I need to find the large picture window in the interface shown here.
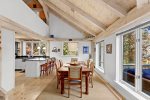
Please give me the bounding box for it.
[25,41,47,56]
[141,26,150,96]
[118,23,150,99]
[122,31,136,87]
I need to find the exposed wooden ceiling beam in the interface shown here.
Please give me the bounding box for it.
[38,0,49,22]
[60,0,107,31]
[43,0,96,36]
[102,0,128,17]
[136,0,149,8]
[0,15,50,41]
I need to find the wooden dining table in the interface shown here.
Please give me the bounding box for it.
[58,65,91,95]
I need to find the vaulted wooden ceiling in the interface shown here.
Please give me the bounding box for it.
[43,0,136,37]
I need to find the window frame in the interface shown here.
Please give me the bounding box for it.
[120,29,137,91]
[117,23,150,99]
[138,24,150,98]
[96,40,105,72]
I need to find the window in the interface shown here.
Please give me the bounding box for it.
[141,26,150,96]
[33,42,39,56]
[26,42,32,56]
[118,23,150,99]
[96,41,104,71]
[122,31,136,87]
[25,41,47,56]
[40,42,47,56]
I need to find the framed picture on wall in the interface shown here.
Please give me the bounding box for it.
[106,44,112,54]
[83,46,89,54]
[63,42,78,56]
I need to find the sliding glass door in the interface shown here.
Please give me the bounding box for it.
[122,31,136,87]
[120,24,150,98]
[141,26,150,96]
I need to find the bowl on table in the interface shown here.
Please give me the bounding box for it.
[70,62,79,66]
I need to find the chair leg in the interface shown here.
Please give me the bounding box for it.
[89,76,93,88]
[57,79,59,89]
[68,84,70,98]
[40,71,41,76]
[80,83,82,98]
[46,70,48,76]
[91,77,93,88]
[49,67,51,74]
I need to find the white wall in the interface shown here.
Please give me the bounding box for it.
[0,0,49,36]
[95,12,150,100]
[0,28,15,92]
[49,13,85,39]
[50,41,91,63]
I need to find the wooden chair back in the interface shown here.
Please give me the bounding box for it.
[71,58,78,63]
[87,59,92,68]
[59,59,63,67]
[90,61,94,76]
[68,66,82,80]
[68,66,82,98]
[55,59,61,70]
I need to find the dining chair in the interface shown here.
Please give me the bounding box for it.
[55,59,61,89]
[68,66,82,98]
[89,61,94,88]
[87,59,92,68]
[46,58,52,74]
[59,59,63,67]
[51,57,56,71]
[40,63,48,76]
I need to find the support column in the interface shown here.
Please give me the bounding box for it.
[22,41,26,56]
[0,28,15,92]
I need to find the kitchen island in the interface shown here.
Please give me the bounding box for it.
[15,56,49,77]
[25,58,46,77]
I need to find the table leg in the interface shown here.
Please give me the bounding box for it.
[85,73,89,94]
[61,76,64,94]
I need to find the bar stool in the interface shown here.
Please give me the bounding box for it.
[40,63,48,76]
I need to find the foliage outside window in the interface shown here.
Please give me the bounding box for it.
[122,32,136,87]
[123,32,136,64]
[26,42,32,56]
[40,42,46,56]
[33,43,39,56]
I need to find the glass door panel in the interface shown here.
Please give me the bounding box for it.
[33,42,39,56]
[122,31,136,86]
[40,42,47,56]
[99,41,104,69]
[141,26,150,96]
[26,42,32,56]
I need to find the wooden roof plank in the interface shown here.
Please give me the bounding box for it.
[136,0,149,8]
[60,0,107,31]
[102,0,128,17]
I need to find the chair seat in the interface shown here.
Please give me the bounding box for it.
[69,80,81,84]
